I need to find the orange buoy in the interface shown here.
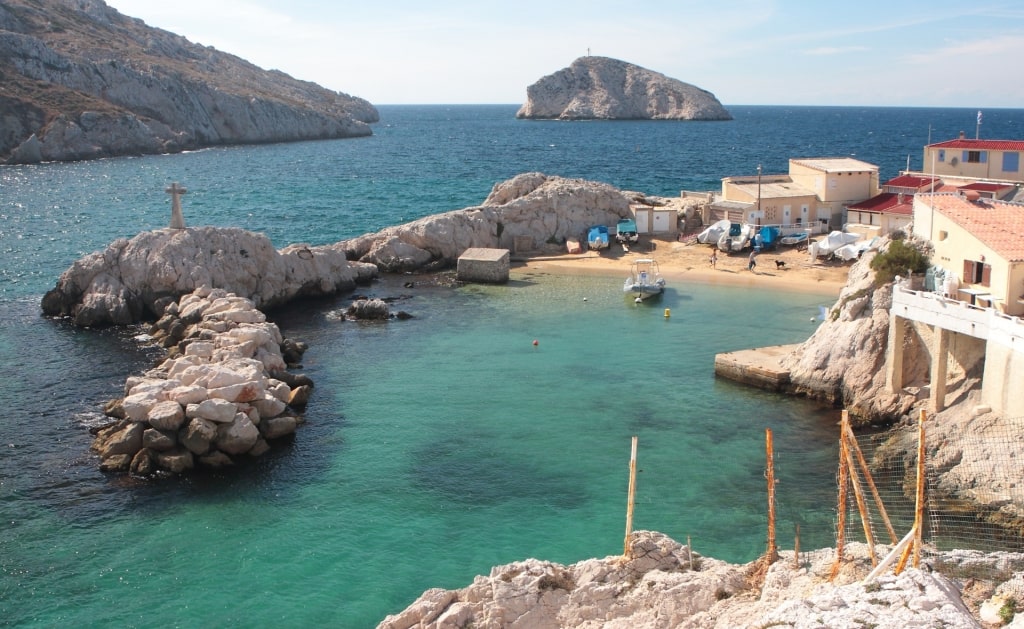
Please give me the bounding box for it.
[532,339,539,346]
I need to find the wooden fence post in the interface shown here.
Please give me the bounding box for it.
[830,411,851,581]
[913,409,927,567]
[766,428,779,564]
[623,435,638,557]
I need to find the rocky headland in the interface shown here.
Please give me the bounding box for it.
[0,0,377,164]
[516,56,732,121]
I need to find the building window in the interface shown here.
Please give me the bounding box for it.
[1003,152,1020,173]
[938,149,945,162]
[964,150,986,164]
[963,259,991,287]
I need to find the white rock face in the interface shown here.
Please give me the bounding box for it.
[379,532,992,628]
[516,56,732,121]
[41,226,377,327]
[779,245,911,421]
[341,173,635,271]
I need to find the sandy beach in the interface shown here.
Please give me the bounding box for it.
[513,235,851,297]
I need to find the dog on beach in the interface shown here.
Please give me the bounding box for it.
[775,260,786,269]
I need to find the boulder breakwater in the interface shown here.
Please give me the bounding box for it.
[93,286,312,475]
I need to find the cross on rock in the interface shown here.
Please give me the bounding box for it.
[166,182,187,229]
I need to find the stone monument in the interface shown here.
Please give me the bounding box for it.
[166,182,187,229]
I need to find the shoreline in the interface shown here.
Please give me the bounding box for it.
[511,235,850,297]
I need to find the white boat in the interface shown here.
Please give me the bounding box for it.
[779,232,809,246]
[717,222,755,252]
[623,258,666,301]
[697,219,731,244]
[810,231,862,259]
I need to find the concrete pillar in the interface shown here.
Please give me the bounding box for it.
[930,326,950,412]
[886,314,906,393]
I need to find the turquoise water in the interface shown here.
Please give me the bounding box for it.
[4,105,1024,627]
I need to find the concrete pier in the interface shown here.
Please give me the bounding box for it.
[714,344,798,391]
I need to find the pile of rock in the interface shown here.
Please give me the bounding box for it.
[92,287,312,475]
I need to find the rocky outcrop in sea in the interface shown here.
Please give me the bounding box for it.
[516,56,732,121]
[379,530,1016,628]
[41,225,378,327]
[0,0,378,164]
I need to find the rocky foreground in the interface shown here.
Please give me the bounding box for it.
[516,56,732,121]
[380,530,1024,628]
[0,0,377,164]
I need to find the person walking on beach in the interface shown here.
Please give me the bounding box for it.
[748,249,757,272]
[709,250,718,269]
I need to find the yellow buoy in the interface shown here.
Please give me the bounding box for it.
[664,308,671,318]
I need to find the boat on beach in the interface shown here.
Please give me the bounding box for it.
[614,218,639,245]
[717,222,755,252]
[623,258,666,301]
[779,232,809,247]
[697,219,731,245]
[588,225,610,251]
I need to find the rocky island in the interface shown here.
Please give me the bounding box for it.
[0,0,378,164]
[516,56,732,121]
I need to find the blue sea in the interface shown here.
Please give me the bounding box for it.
[2,105,1022,627]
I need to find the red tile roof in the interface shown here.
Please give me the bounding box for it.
[928,138,1024,151]
[923,194,1024,262]
[959,182,1014,192]
[849,192,915,216]
[884,175,938,190]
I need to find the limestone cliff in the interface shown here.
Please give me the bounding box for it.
[780,243,919,424]
[516,56,732,121]
[0,0,378,164]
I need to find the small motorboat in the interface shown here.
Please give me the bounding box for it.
[780,231,809,246]
[587,225,610,251]
[614,218,639,244]
[623,258,666,301]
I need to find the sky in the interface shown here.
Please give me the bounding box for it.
[105,0,1024,108]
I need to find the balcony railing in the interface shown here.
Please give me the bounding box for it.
[892,286,1024,350]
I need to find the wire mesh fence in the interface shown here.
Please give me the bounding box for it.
[622,410,1024,573]
[839,411,1024,568]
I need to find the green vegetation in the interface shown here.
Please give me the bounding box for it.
[1000,597,1017,624]
[869,238,930,286]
